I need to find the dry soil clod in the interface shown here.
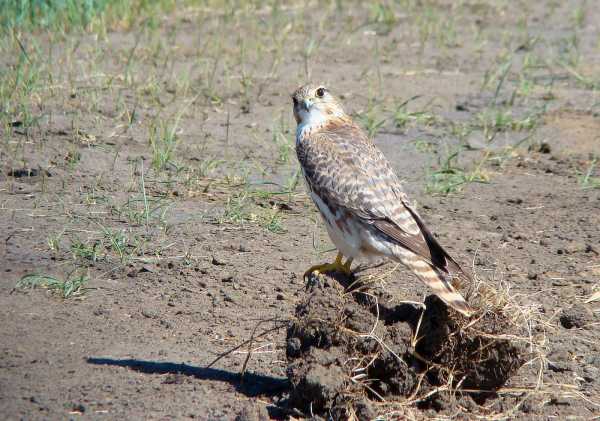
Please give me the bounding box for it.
[286,272,526,419]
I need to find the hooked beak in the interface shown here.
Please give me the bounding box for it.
[302,98,313,112]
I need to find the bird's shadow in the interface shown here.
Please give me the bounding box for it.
[87,357,288,398]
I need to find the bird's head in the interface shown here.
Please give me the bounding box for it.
[291,84,346,129]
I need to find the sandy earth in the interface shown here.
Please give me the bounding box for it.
[1,1,599,419]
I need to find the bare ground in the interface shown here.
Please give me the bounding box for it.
[1,1,599,420]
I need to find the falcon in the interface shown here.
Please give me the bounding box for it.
[292,83,473,316]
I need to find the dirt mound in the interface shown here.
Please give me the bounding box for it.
[286,272,526,419]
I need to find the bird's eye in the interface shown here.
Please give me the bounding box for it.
[292,97,298,106]
[315,87,326,98]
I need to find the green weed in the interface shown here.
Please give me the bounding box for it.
[426,150,490,195]
[560,63,599,90]
[196,158,224,179]
[1,0,177,32]
[392,96,436,129]
[71,239,102,262]
[412,138,438,154]
[368,2,397,35]
[64,147,81,169]
[302,38,318,80]
[220,192,252,226]
[481,55,513,103]
[258,208,285,234]
[15,272,89,298]
[219,189,287,234]
[271,112,294,164]
[148,117,181,172]
[571,4,586,28]
[412,3,458,51]
[97,225,138,264]
[112,163,172,227]
[475,108,540,142]
[47,230,63,253]
[113,196,171,227]
[357,104,386,139]
[578,158,600,190]
[0,33,42,134]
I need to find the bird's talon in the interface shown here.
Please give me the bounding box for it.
[303,253,353,280]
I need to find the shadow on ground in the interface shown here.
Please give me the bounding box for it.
[87,357,288,398]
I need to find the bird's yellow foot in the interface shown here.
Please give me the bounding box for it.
[304,253,353,280]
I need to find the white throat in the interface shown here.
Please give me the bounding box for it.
[296,108,328,140]
[296,106,345,141]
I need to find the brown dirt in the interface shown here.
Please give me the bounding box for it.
[542,110,600,156]
[286,272,527,419]
[1,1,600,420]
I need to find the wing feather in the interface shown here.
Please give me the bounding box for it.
[297,121,469,282]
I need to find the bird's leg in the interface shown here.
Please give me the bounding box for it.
[342,257,353,273]
[303,252,353,280]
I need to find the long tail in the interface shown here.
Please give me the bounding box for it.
[399,252,473,317]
